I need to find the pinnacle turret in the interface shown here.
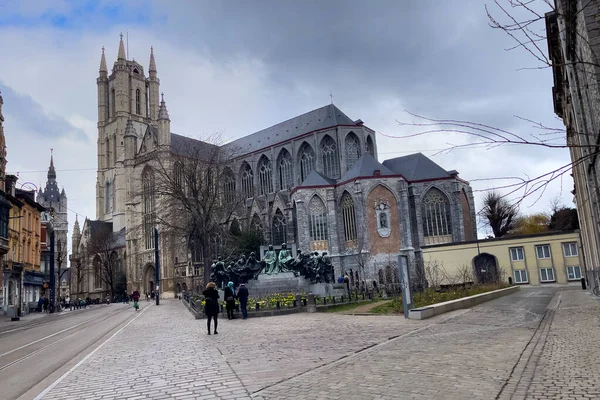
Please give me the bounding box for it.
[48,151,56,180]
[158,93,170,121]
[100,46,107,73]
[73,215,81,236]
[149,46,157,72]
[118,33,126,60]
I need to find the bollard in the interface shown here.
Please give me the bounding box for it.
[293,299,298,307]
[508,276,513,285]
[307,293,317,313]
[581,277,587,290]
[276,301,281,310]
[255,303,260,311]
[302,298,307,306]
[323,297,327,305]
[333,296,336,304]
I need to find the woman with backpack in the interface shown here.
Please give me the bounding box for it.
[203,282,220,335]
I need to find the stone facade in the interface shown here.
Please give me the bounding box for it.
[547,1,600,280]
[73,36,477,298]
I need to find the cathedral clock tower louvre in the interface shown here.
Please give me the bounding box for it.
[96,35,160,232]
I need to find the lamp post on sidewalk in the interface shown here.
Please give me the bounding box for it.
[8,215,23,321]
[154,227,160,306]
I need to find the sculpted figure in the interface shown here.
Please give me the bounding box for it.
[261,245,277,275]
[277,243,293,272]
[246,252,261,280]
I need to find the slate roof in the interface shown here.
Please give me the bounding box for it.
[340,154,395,182]
[222,104,356,155]
[382,153,452,181]
[297,170,337,187]
[170,133,219,158]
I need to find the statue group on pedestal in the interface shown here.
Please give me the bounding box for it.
[209,243,335,288]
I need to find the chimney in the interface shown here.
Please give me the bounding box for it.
[5,174,17,196]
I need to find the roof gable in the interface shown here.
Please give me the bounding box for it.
[298,170,336,187]
[382,153,451,181]
[340,154,395,182]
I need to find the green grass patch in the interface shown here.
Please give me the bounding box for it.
[323,300,377,313]
[369,284,510,314]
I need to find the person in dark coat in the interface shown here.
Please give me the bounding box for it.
[203,282,220,335]
[237,283,249,320]
[224,281,236,320]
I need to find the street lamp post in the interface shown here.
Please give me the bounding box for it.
[49,227,55,313]
[8,215,24,321]
[154,227,160,306]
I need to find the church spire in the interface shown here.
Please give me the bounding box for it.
[99,46,107,73]
[48,149,56,180]
[149,46,157,73]
[73,215,80,236]
[158,93,170,121]
[118,33,126,60]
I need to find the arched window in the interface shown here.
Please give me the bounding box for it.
[251,214,262,232]
[240,162,254,199]
[257,155,273,195]
[94,255,102,288]
[345,132,361,170]
[174,162,184,192]
[298,142,315,183]
[111,88,116,117]
[277,149,293,190]
[106,138,110,168]
[422,188,452,245]
[341,192,357,242]
[135,89,141,115]
[223,168,236,204]
[143,167,156,249]
[309,196,328,243]
[366,135,375,157]
[105,181,111,213]
[321,135,340,179]
[271,210,287,246]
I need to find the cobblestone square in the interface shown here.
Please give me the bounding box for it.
[38,288,600,400]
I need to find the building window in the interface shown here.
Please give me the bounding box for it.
[345,132,361,170]
[106,138,110,168]
[535,245,551,259]
[514,270,528,284]
[240,162,254,199]
[94,256,102,288]
[257,155,273,195]
[341,192,357,242]
[298,142,315,183]
[251,214,262,233]
[563,242,578,257]
[223,168,236,204]
[271,210,287,246]
[309,196,328,242]
[111,88,116,117]
[142,167,156,250]
[321,135,340,179]
[510,247,524,261]
[422,188,451,243]
[539,268,555,282]
[566,265,582,280]
[366,135,374,157]
[0,206,8,238]
[105,181,111,213]
[277,149,293,190]
[135,89,141,115]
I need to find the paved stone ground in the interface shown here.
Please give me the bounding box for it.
[39,287,600,400]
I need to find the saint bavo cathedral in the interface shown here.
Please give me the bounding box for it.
[70,36,477,300]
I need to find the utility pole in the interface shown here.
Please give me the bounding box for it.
[154,227,160,306]
[49,228,55,313]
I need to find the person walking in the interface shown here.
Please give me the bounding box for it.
[224,281,236,320]
[132,290,140,311]
[203,282,220,335]
[237,283,249,320]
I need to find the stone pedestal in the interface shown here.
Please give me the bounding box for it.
[244,272,346,298]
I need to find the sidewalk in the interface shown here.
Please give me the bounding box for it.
[525,290,600,399]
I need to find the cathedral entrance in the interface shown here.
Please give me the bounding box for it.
[143,264,156,295]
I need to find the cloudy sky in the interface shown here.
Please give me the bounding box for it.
[0,0,568,255]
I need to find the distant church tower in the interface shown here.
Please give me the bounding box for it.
[96,34,163,232]
[38,151,69,262]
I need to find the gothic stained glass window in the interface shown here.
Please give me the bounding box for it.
[111,88,116,117]
[298,142,315,183]
[240,162,254,199]
[345,132,361,170]
[422,188,452,240]
[271,210,287,246]
[341,192,357,242]
[277,149,293,190]
[105,181,111,213]
[251,214,263,233]
[94,255,102,288]
[257,155,273,195]
[223,168,236,204]
[135,89,141,115]
[309,196,328,241]
[321,135,340,179]
[142,167,156,250]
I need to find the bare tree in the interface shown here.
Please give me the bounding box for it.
[480,191,519,237]
[150,137,243,284]
[455,264,474,288]
[87,225,123,299]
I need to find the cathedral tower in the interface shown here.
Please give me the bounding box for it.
[96,35,161,231]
